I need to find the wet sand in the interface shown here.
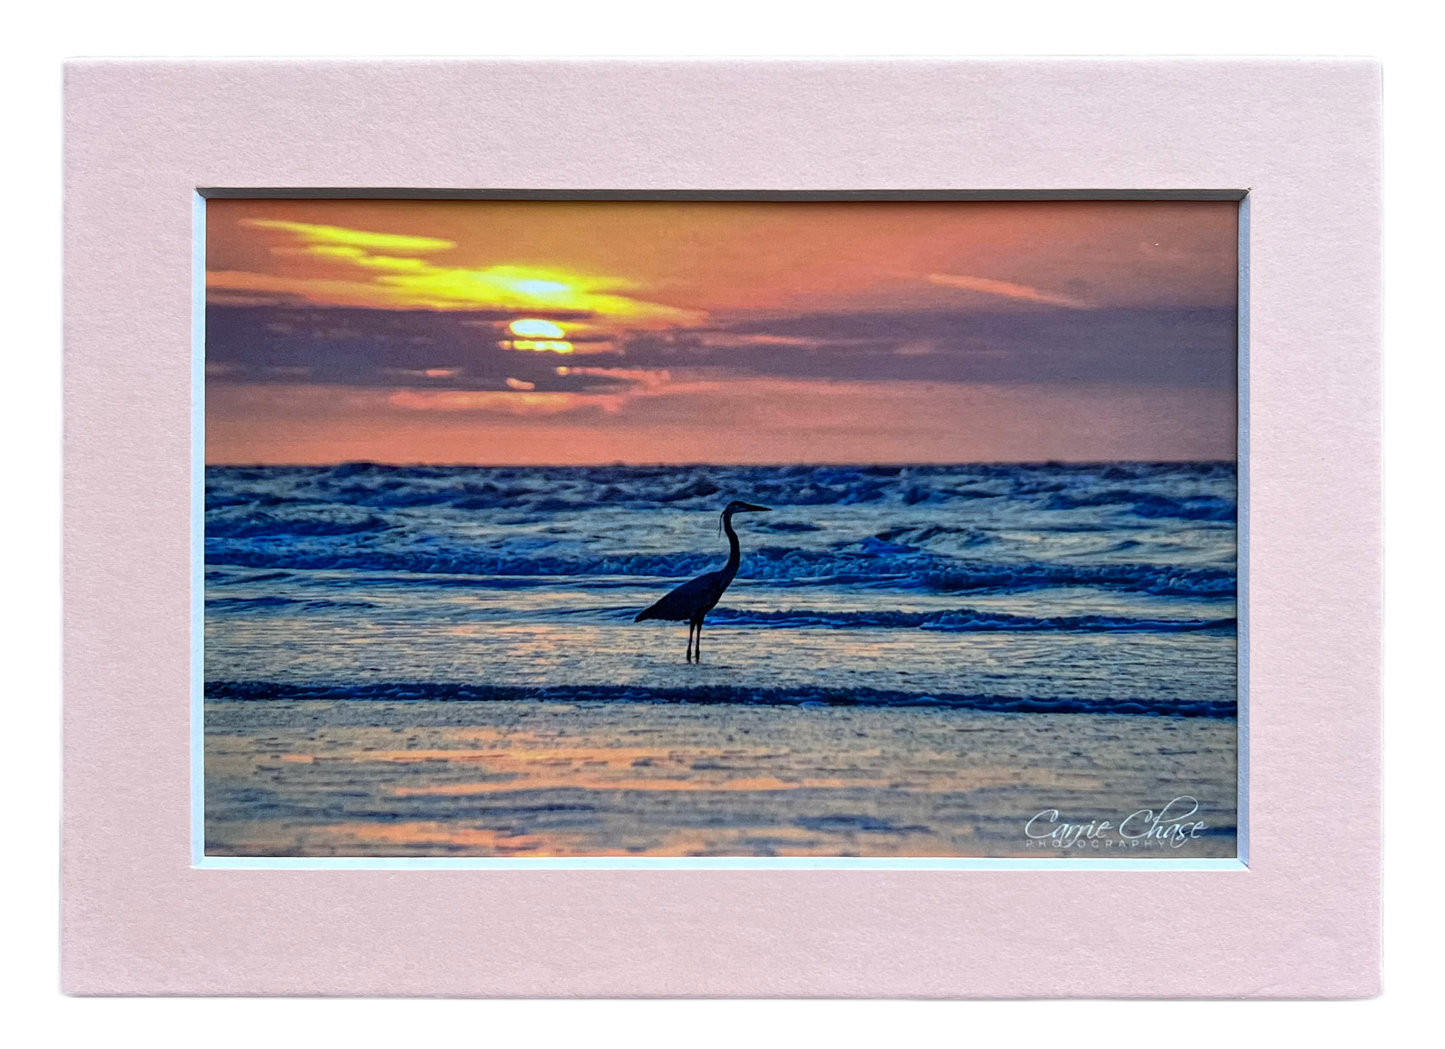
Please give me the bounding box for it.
[205,699,1237,858]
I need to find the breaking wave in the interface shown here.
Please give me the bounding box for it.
[204,679,1235,719]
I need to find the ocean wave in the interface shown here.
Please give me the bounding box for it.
[1045,489,1235,522]
[203,679,1235,719]
[920,560,1236,597]
[205,596,375,611]
[201,591,1233,633]
[207,507,393,538]
[205,461,1237,514]
[754,520,823,533]
[203,542,1236,597]
[699,608,1236,632]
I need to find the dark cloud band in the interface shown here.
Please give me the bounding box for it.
[206,302,1237,393]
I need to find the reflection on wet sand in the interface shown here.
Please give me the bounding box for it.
[205,699,1237,858]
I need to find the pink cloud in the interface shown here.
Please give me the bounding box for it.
[927,273,1090,309]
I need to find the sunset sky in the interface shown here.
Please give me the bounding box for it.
[205,199,1238,464]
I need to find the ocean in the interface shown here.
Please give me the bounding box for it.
[203,461,1239,858]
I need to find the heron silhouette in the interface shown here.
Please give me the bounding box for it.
[634,500,771,662]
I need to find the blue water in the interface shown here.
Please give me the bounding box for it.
[204,462,1236,716]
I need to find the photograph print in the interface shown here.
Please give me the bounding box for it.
[202,198,1240,859]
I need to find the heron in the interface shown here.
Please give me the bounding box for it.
[634,500,771,662]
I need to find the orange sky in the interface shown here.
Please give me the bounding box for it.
[205,198,1238,464]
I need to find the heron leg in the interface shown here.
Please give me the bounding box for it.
[686,621,694,662]
[695,617,703,661]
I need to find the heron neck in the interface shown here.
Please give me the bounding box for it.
[722,513,741,577]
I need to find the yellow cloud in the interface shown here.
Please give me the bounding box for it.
[353,255,433,273]
[243,219,456,254]
[304,244,366,259]
[230,219,702,326]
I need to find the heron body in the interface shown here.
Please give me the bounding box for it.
[634,500,770,661]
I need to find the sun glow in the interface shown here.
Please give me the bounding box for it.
[512,279,569,296]
[505,339,575,353]
[509,318,567,338]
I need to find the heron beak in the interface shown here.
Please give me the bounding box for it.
[739,503,771,512]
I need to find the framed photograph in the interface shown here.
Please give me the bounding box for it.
[63,58,1381,996]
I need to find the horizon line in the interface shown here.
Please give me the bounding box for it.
[204,457,1239,469]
